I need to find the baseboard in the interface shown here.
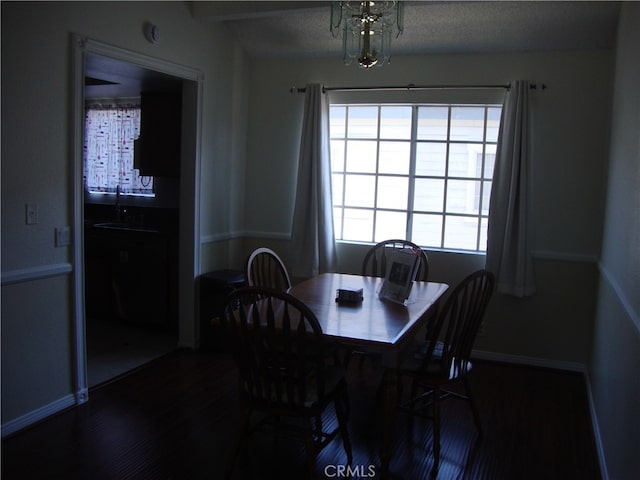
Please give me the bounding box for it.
[583,372,610,480]
[471,349,586,373]
[1,393,76,438]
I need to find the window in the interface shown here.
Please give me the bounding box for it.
[330,104,501,252]
[84,104,154,197]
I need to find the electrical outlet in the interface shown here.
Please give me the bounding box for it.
[55,226,71,247]
[26,203,38,225]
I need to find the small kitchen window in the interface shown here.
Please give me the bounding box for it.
[84,102,154,197]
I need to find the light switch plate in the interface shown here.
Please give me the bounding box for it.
[55,226,71,247]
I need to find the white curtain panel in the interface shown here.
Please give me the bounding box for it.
[486,80,536,297]
[84,105,152,194]
[291,84,337,278]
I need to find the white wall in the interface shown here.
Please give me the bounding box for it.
[589,4,640,479]
[1,1,247,429]
[242,49,614,367]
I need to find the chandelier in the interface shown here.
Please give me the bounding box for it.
[330,1,404,68]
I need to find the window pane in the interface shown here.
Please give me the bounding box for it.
[479,217,488,251]
[379,141,410,174]
[484,146,496,178]
[448,143,480,178]
[417,106,448,140]
[412,213,443,248]
[446,179,481,214]
[330,140,345,171]
[377,176,408,209]
[450,106,485,141]
[486,107,501,142]
[479,180,491,215]
[332,173,344,205]
[380,106,412,139]
[343,208,374,241]
[344,174,375,207]
[347,106,378,138]
[375,211,407,242]
[416,142,446,176]
[414,178,445,211]
[333,207,344,238]
[346,140,377,172]
[330,106,347,137]
[444,216,479,250]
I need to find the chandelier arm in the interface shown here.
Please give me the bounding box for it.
[395,1,404,38]
[330,1,344,37]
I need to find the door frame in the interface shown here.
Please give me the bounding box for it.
[71,35,203,403]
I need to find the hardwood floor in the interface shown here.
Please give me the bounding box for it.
[86,317,177,387]
[2,349,601,479]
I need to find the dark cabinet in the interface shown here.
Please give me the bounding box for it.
[136,92,182,178]
[85,226,174,331]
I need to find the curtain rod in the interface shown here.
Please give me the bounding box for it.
[290,83,546,93]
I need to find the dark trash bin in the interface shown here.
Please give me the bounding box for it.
[199,269,246,351]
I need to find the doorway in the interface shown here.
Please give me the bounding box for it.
[72,37,202,399]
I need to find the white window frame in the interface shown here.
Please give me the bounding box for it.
[329,102,502,253]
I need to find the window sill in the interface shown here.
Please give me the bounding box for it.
[335,240,487,256]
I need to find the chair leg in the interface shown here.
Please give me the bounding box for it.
[432,385,441,472]
[463,376,483,438]
[303,418,319,480]
[342,381,352,424]
[335,387,353,465]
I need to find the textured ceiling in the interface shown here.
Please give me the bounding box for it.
[85,1,621,96]
[193,1,621,59]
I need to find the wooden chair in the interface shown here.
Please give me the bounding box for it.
[362,239,430,282]
[354,239,430,369]
[397,269,494,473]
[245,247,292,291]
[222,286,353,479]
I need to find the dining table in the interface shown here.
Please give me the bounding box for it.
[288,273,449,477]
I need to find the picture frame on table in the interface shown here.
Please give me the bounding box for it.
[378,247,422,305]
